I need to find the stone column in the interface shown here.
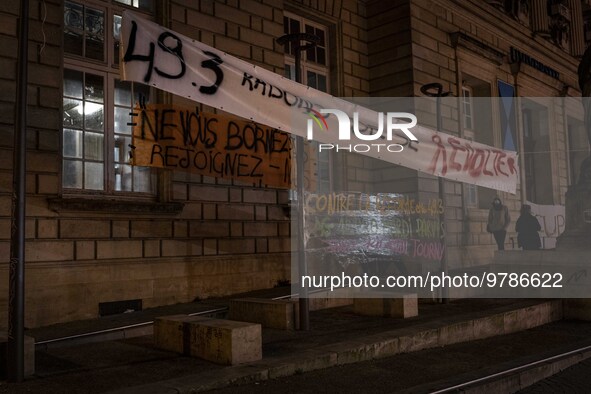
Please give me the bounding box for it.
[569,0,585,56]
[531,0,551,36]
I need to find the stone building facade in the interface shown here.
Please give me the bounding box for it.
[0,0,587,327]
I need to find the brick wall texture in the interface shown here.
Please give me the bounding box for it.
[0,0,581,327]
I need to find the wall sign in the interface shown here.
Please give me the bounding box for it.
[121,11,519,193]
[131,104,292,188]
[509,47,560,80]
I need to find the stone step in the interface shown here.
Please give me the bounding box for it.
[353,293,418,318]
[154,316,262,365]
[228,298,299,330]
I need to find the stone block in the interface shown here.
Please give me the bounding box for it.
[228,298,299,330]
[75,240,95,260]
[214,3,250,26]
[60,219,110,239]
[154,315,213,354]
[37,173,58,194]
[189,221,229,237]
[243,189,276,204]
[186,11,225,34]
[190,319,262,365]
[161,240,202,257]
[37,219,58,239]
[309,297,353,311]
[111,220,130,238]
[305,289,354,311]
[255,238,268,253]
[0,334,35,377]
[96,240,142,259]
[25,240,74,262]
[203,239,217,255]
[267,237,290,253]
[243,222,277,236]
[239,27,274,49]
[188,185,229,202]
[230,222,243,237]
[214,36,251,58]
[255,205,267,221]
[353,293,418,318]
[218,239,255,254]
[131,220,172,238]
[217,204,254,220]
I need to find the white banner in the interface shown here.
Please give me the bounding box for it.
[527,202,566,249]
[120,11,518,193]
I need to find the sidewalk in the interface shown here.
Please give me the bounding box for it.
[0,291,575,393]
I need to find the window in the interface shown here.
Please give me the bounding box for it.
[461,77,496,209]
[461,86,473,131]
[62,1,156,195]
[522,100,553,204]
[64,2,105,61]
[112,79,154,192]
[464,184,477,207]
[283,13,332,193]
[567,117,589,185]
[282,13,329,90]
[283,15,327,62]
[113,0,153,12]
[63,69,105,190]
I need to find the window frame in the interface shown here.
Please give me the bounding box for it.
[62,65,108,192]
[520,99,554,205]
[283,12,330,92]
[62,0,157,199]
[283,12,333,193]
[567,117,589,186]
[461,85,474,131]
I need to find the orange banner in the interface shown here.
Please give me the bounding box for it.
[132,104,292,188]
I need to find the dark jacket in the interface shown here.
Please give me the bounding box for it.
[515,213,541,250]
[487,204,510,232]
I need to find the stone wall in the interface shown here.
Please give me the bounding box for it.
[0,0,372,328]
[0,0,581,327]
[407,0,577,266]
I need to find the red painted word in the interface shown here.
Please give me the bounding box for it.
[427,135,517,178]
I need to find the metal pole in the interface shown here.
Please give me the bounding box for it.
[277,33,320,331]
[293,49,309,331]
[436,95,449,304]
[8,0,29,382]
[421,83,450,304]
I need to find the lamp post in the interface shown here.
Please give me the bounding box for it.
[276,33,320,331]
[420,83,450,303]
[8,0,29,382]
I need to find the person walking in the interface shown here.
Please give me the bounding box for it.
[487,197,511,250]
[515,204,542,250]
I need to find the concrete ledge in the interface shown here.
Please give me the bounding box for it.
[353,293,418,318]
[309,297,353,311]
[154,315,214,354]
[107,300,563,393]
[0,334,35,377]
[190,319,262,365]
[228,298,299,330]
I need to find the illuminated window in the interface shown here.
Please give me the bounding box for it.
[62,1,156,195]
[113,0,153,12]
[62,69,105,190]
